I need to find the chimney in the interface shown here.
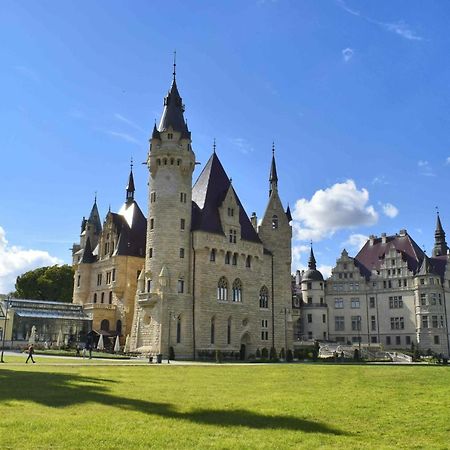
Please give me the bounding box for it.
[251,212,258,230]
[369,235,376,246]
[399,229,407,237]
[381,233,387,244]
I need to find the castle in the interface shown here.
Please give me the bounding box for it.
[72,69,293,359]
[72,67,450,359]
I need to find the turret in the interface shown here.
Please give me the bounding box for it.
[126,159,135,204]
[432,212,448,257]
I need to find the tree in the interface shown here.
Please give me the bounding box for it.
[14,265,74,302]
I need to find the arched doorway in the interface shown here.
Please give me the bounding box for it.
[100,319,110,332]
[240,332,251,361]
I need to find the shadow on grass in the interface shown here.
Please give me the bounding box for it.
[0,369,346,435]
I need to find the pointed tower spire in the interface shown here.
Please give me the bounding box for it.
[308,243,317,270]
[126,158,135,203]
[269,142,278,196]
[432,208,448,257]
[88,195,102,235]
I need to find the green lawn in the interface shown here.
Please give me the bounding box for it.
[0,361,449,449]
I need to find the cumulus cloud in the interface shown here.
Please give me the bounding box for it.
[292,180,378,241]
[382,203,399,218]
[0,227,62,294]
[342,233,368,253]
[292,244,311,269]
[342,48,354,62]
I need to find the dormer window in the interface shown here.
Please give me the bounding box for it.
[227,207,234,217]
[272,215,278,229]
[168,133,173,139]
[229,229,237,243]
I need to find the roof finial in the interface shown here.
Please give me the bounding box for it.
[272,141,275,156]
[94,191,97,204]
[130,156,134,171]
[436,205,439,216]
[229,177,233,184]
[213,138,216,153]
[173,50,177,80]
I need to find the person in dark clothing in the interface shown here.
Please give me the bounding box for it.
[25,344,35,364]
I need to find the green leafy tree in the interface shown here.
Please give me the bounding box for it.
[14,265,74,302]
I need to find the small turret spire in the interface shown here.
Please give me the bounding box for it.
[126,158,135,203]
[432,207,448,256]
[308,243,317,270]
[173,50,177,80]
[213,138,216,154]
[269,142,278,196]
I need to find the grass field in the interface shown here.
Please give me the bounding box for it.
[1,360,449,449]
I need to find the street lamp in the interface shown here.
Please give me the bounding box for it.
[1,297,11,363]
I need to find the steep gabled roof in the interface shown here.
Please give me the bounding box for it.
[191,152,261,243]
[355,232,447,278]
[81,237,95,263]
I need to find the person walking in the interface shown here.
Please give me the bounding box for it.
[25,344,35,364]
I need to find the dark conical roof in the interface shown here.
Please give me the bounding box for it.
[81,237,95,263]
[88,199,102,235]
[302,246,324,282]
[433,213,448,257]
[286,205,292,222]
[308,247,317,270]
[158,79,190,137]
[269,153,278,183]
[126,168,135,202]
[191,152,261,243]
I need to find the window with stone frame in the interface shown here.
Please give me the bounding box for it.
[217,277,228,301]
[232,253,238,266]
[261,319,269,340]
[210,249,216,262]
[335,316,345,331]
[245,255,251,268]
[232,278,242,302]
[259,286,269,309]
[225,251,231,264]
[272,215,278,229]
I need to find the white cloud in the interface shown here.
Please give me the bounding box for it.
[342,48,354,62]
[114,113,145,133]
[446,157,450,165]
[105,130,140,145]
[418,160,435,177]
[292,179,378,241]
[337,1,424,41]
[229,138,254,155]
[0,227,62,294]
[342,233,368,253]
[382,203,399,218]
[292,244,311,269]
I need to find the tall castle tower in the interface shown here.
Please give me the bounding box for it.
[131,64,195,354]
[258,145,293,351]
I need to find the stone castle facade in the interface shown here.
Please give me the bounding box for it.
[72,68,450,359]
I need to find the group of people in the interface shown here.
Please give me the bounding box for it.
[25,341,95,363]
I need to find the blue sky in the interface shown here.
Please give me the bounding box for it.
[1,0,450,293]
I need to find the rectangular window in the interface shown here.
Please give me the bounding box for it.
[210,249,216,262]
[179,248,185,258]
[149,248,153,258]
[351,316,361,331]
[431,293,437,305]
[422,315,428,329]
[150,192,156,203]
[369,297,375,308]
[434,336,440,345]
[322,314,326,324]
[97,273,102,286]
[371,336,377,343]
[396,336,401,345]
[180,192,187,203]
[177,279,184,294]
[420,293,427,306]
[432,315,438,328]
[371,315,376,331]
[334,298,344,309]
[227,207,234,217]
[180,218,185,230]
[351,298,360,309]
[386,336,391,345]
[261,319,269,341]
[307,314,312,323]
[307,297,312,304]
[150,218,154,230]
[106,272,111,284]
[112,268,116,281]
[77,275,81,287]
[405,336,411,346]
[335,316,345,331]
[147,279,152,292]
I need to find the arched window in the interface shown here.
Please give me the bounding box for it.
[170,158,174,165]
[210,317,215,344]
[210,249,216,262]
[147,279,152,292]
[176,315,181,343]
[232,278,242,302]
[232,253,238,266]
[100,319,110,331]
[259,286,269,309]
[163,158,167,165]
[101,292,105,304]
[246,255,251,268]
[272,215,278,229]
[225,251,231,264]
[217,277,228,301]
[227,317,232,345]
[116,320,122,335]
[93,293,97,303]
[109,291,113,304]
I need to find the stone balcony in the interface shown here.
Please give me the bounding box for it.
[83,303,116,311]
[137,292,159,308]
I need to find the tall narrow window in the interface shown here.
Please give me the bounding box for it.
[77,275,81,287]
[225,252,231,264]
[232,253,238,266]
[210,249,216,262]
[149,248,153,258]
[150,218,154,230]
[227,317,232,345]
[232,278,242,302]
[179,248,185,258]
[147,279,152,293]
[93,293,97,303]
[245,255,251,268]
[109,291,113,304]
[217,277,228,301]
[180,218,185,230]
[272,215,278,229]
[259,286,269,308]
[211,317,215,344]
[101,292,105,304]
[178,279,184,293]
[112,268,116,282]
[176,316,181,343]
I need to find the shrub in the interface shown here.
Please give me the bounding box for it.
[261,347,269,359]
[256,348,261,359]
[279,347,285,360]
[270,347,278,361]
[215,349,223,363]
